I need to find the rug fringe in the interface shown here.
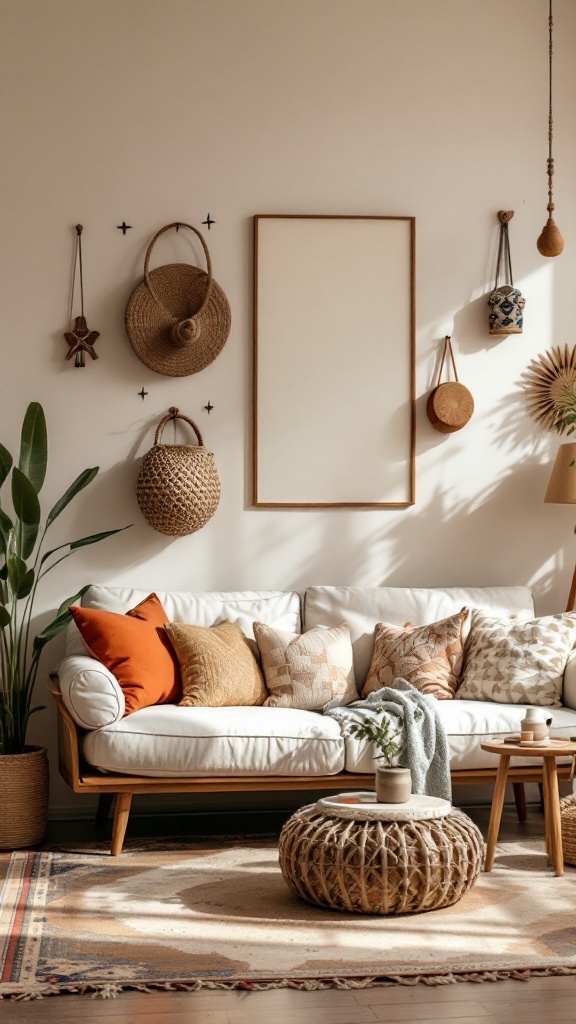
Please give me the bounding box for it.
[3,966,576,1000]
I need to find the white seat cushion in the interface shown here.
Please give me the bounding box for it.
[303,586,535,690]
[343,698,576,773]
[82,705,344,777]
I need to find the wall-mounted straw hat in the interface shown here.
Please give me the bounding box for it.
[125,222,231,376]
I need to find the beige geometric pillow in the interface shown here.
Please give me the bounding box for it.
[165,620,268,707]
[361,609,469,700]
[254,622,358,710]
[455,611,576,707]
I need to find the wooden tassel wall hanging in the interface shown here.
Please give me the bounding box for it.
[536,0,564,257]
[64,224,100,367]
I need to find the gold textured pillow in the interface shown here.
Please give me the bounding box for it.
[254,621,358,710]
[362,609,469,700]
[165,620,268,707]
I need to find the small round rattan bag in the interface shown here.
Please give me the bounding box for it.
[137,408,220,536]
[426,336,474,433]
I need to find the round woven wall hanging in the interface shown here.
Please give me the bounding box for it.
[126,222,231,377]
[137,408,220,536]
[426,336,474,433]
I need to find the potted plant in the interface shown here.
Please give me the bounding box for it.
[0,402,129,848]
[348,712,413,803]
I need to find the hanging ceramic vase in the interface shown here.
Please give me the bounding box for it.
[487,210,525,335]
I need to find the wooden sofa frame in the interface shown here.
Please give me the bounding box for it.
[52,690,572,856]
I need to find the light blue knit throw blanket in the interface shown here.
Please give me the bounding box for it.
[324,679,451,800]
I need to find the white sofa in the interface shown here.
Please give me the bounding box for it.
[53,584,576,854]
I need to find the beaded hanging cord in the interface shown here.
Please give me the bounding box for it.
[64,224,100,367]
[536,0,564,256]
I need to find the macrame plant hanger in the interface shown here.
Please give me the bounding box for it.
[537,0,564,257]
[64,224,100,367]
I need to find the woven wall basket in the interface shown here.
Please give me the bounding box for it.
[125,222,231,377]
[427,336,474,433]
[137,408,220,537]
[0,746,49,850]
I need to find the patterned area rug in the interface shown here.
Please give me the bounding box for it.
[1,835,576,999]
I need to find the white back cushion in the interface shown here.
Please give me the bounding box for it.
[304,586,535,689]
[65,587,302,658]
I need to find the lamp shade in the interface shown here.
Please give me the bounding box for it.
[544,443,576,504]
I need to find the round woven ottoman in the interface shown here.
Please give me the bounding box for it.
[279,799,484,915]
[560,793,576,866]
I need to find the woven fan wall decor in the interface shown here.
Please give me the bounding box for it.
[137,408,220,536]
[126,222,231,377]
[426,337,474,433]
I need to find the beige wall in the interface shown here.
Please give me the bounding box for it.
[1,0,575,815]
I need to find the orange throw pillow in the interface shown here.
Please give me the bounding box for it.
[69,593,182,715]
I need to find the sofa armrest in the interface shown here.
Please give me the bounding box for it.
[58,654,125,729]
[563,650,576,710]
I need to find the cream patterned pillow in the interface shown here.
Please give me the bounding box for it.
[456,611,576,707]
[165,620,268,707]
[254,622,358,710]
[361,610,468,700]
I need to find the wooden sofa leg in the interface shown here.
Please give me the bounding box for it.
[513,782,527,823]
[111,793,132,856]
[96,793,114,829]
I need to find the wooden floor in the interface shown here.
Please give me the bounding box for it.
[4,801,576,1024]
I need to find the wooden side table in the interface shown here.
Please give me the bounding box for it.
[481,739,576,877]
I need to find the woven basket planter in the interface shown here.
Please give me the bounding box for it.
[560,793,576,866]
[0,746,49,850]
[279,803,484,915]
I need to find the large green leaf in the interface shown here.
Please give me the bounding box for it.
[16,567,35,599]
[19,402,47,494]
[0,507,13,556]
[32,585,90,655]
[46,467,99,528]
[7,553,27,595]
[0,605,11,628]
[70,525,131,550]
[40,525,132,568]
[11,467,40,559]
[0,443,13,491]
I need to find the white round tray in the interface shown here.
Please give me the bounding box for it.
[316,791,452,821]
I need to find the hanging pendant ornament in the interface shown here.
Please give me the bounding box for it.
[488,211,526,335]
[536,0,564,257]
[63,224,100,367]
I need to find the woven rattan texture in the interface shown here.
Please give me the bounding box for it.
[560,793,576,866]
[126,264,231,377]
[0,747,48,849]
[278,803,484,915]
[137,444,220,536]
[427,382,474,433]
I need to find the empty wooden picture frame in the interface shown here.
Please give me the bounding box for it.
[253,215,416,507]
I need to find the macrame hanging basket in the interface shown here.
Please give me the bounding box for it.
[426,336,474,433]
[137,408,220,536]
[487,211,526,335]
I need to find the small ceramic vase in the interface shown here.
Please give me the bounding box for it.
[375,766,412,804]
[519,708,549,742]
